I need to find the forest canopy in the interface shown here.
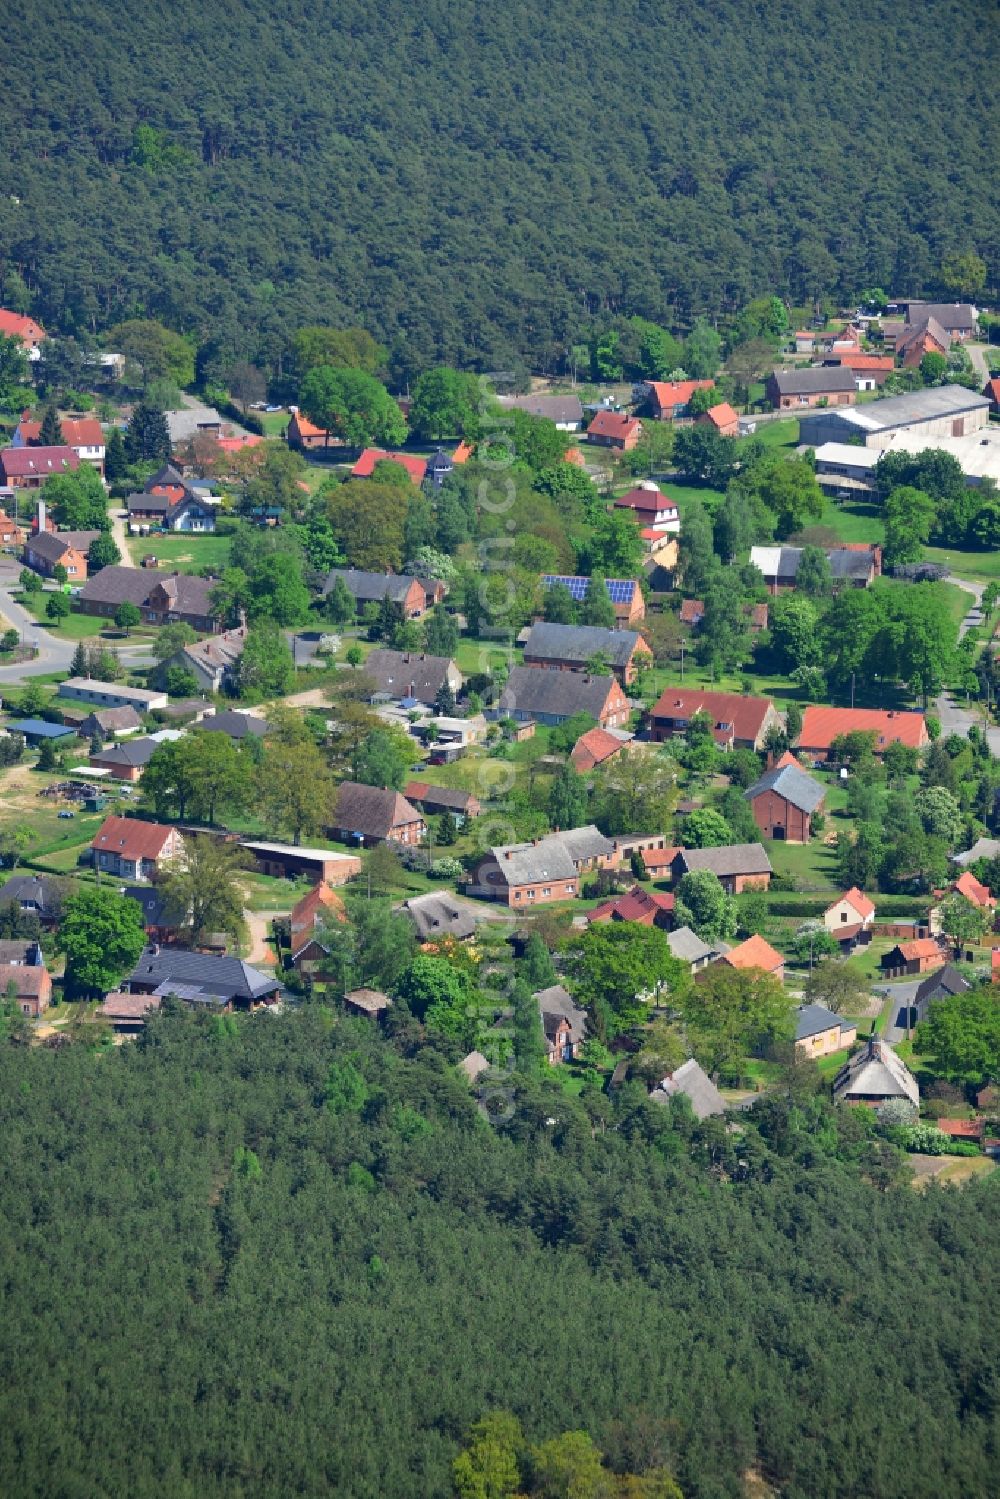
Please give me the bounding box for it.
[0,0,995,371]
[2,1009,1000,1498]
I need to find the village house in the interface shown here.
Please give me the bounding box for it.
[97,992,161,1036]
[198,710,270,742]
[717,933,785,982]
[122,885,182,944]
[362,649,462,706]
[540,575,646,627]
[126,488,216,533]
[823,353,895,390]
[0,961,52,1017]
[14,413,106,472]
[91,816,184,881]
[638,380,714,422]
[648,688,780,752]
[795,1004,857,1060]
[0,446,80,489]
[162,627,247,695]
[833,1034,919,1109]
[88,736,165,783]
[469,825,614,906]
[586,409,642,450]
[403,781,481,824]
[402,890,478,944]
[535,983,587,1063]
[897,317,951,369]
[613,480,680,531]
[745,761,826,843]
[824,887,876,947]
[796,706,929,761]
[522,622,652,685]
[287,881,346,972]
[127,947,282,1011]
[0,509,26,549]
[75,567,219,632]
[0,874,65,927]
[766,367,857,410]
[496,393,583,430]
[748,543,881,594]
[570,725,632,773]
[321,568,437,621]
[589,885,675,930]
[696,402,740,437]
[330,782,426,846]
[23,527,99,581]
[679,598,704,629]
[880,937,946,979]
[0,308,46,354]
[79,705,143,739]
[672,843,773,895]
[665,926,719,974]
[900,302,978,340]
[350,448,428,484]
[496,665,630,729]
[650,1058,726,1118]
[286,410,340,452]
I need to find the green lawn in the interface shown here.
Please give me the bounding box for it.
[14,592,113,640]
[125,533,231,573]
[818,496,885,544]
[924,547,1000,586]
[259,411,289,437]
[756,418,800,450]
[766,837,843,892]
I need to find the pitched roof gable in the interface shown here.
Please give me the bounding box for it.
[91,815,177,862]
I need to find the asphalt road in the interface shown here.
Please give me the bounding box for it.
[932,575,1000,755]
[0,560,154,684]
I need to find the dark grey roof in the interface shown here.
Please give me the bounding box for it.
[198,711,270,739]
[127,491,170,513]
[0,939,43,965]
[322,568,421,604]
[363,649,457,704]
[0,874,64,918]
[26,529,100,563]
[557,825,615,863]
[896,316,951,354]
[771,367,857,395]
[82,706,142,733]
[651,1058,726,1119]
[914,964,971,1004]
[746,763,826,815]
[403,891,477,941]
[145,464,186,490]
[523,622,644,670]
[77,566,152,608]
[488,836,578,885]
[678,843,772,878]
[905,302,977,331]
[128,946,278,1002]
[92,737,161,769]
[499,665,617,721]
[795,1002,850,1041]
[405,782,476,812]
[751,545,875,582]
[534,983,587,1044]
[121,885,182,930]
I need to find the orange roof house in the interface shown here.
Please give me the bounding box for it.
[697,402,739,437]
[649,687,780,752]
[589,886,675,928]
[586,410,642,450]
[452,440,474,464]
[570,726,629,773]
[796,706,929,760]
[351,449,427,484]
[0,309,45,348]
[952,871,995,910]
[642,380,714,421]
[719,933,785,980]
[880,937,943,976]
[289,880,346,968]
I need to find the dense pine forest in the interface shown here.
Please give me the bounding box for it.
[0,0,996,369]
[2,1007,1000,1498]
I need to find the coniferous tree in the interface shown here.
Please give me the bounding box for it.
[124,402,171,463]
[103,427,127,481]
[38,403,64,446]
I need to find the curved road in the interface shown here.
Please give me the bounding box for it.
[933,574,1000,755]
[0,559,154,684]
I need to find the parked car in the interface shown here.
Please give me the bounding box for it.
[57,810,75,819]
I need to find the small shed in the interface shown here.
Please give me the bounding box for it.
[344,987,392,1020]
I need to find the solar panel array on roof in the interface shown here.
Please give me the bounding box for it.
[542,576,635,604]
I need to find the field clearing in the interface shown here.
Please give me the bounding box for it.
[125,534,231,573]
[910,1154,997,1190]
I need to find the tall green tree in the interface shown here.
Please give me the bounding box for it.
[57,887,147,998]
[124,402,171,463]
[299,366,406,448]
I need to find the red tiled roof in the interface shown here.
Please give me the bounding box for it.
[833,355,894,371]
[832,886,876,921]
[351,449,427,483]
[288,411,326,439]
[590,886,674,925]
[18,417,104,448]
[564,447,585,467]
[0,446,80,478]
[954,870,994,908]
[679,599,704,625]
[91,815,177,863]
[452,440,474,464]
[290,881,345,938]
[895,939,941,961]
[570,726,626,772]
[649,687,774,746]
[217,434,265,452]
[0,309,44,342]
[703,402,739,429]
[646,379,713,410]
[634,846,679,872]
[722,934,784,972]
[774,750,800,769]
[0,963,49,996]
[984,378,1000,407]
[797,706,928,753]
[937,1118,984,1140]
[614,482,678,517]
[587,410,641,440]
